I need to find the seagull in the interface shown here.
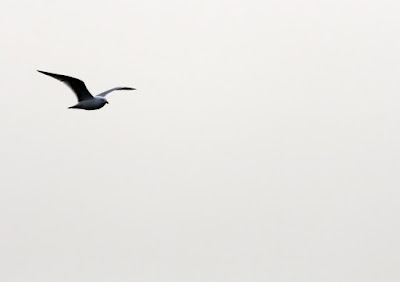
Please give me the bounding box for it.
[38,70,136,110]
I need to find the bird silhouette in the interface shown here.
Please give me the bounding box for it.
[38,70,136,110]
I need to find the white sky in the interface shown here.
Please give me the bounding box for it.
[1,0,400,281]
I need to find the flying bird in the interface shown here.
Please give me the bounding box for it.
[38,70,136,110]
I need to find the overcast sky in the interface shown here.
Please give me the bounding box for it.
[1,0,400,281]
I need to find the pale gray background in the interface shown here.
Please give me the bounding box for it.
[1,0,399,281]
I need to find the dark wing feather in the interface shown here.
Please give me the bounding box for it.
[37,70,93,101]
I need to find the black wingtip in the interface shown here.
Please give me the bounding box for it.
[37,70,49,75]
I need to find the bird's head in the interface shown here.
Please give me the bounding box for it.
[97,97,109,104]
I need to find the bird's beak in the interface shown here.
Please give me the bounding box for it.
[106,101,109,104]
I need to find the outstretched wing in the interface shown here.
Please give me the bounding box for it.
[96,87,136,97]
[37,70,93,101]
